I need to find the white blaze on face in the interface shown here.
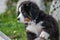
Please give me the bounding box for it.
[16,0,28,12]
[17,7,25,23]
[18,13,25,23]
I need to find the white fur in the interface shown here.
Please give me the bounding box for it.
[40,31,49,40]
[17,7,25,23]
[34,31,49,40]
[26,21,43,36]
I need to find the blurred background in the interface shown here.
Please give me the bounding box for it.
[0,0,60,40]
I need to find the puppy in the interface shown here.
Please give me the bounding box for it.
[17,0,59,40]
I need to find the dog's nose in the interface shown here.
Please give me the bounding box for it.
[17,18,20,20]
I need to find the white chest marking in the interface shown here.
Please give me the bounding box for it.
[26,21,43,36]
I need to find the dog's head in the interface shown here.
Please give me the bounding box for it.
[17,1,40,23]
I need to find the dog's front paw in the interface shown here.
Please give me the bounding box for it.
[40,31,50,40]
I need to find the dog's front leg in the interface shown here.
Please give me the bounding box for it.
[39,30,50,40]
[34,29,49,40]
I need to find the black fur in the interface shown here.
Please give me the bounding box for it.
[26,31,37,40]
[18,1,40,20]
[18,1,59,40]
[36,10,59,40]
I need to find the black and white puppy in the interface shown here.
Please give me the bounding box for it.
[17,0,59,40]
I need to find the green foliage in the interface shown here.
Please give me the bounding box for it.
[0,6,27,40]
[0,0,27,40]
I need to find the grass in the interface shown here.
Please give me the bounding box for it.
[0,6,60,40]
[0,6,27,40]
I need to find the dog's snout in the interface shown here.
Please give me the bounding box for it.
[17,18,20,20]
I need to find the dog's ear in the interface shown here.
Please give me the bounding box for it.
[29,3,40,20]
